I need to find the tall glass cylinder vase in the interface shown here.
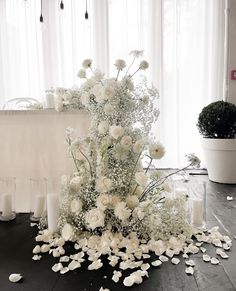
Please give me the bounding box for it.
[30,178,47,222]
[188,180,207,230]
[0,177,16,221]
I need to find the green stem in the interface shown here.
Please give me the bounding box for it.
[116,70,120,81]
[130,68,140,78]
[125,57,135,76]
[78,148,93,179]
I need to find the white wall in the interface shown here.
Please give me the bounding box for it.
[228,0,236,104]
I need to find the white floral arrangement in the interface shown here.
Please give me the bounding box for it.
[54,87,84,112]
[32,52,232,289]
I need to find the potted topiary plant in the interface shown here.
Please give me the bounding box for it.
[197,100,236,184]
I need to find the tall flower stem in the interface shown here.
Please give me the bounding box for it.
[116,69,120,81]
[128,150,143,191]
[125,57,135,76]
[130,68,140,78]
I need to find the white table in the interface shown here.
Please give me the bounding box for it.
[0,109,90,212]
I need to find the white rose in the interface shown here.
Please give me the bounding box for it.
[103,86,114,100]
[133,140,144,153]
[126,195,139,209]
[82,58,92,69]
[120,135,132,149]
[81,92,90,106]
[77,69,86,79]
[98,121,109,135]
[114,59,126,70]
[149,142,165,159]
[96,177,113,193]
[114,202,131,222]
[104,103,114,115]
[109,125,124,140]
[61,223,74,241]
[135,172,148,187]
[85,208,105,230]
[96,194,110,210]
[70,199,82,213]
[139,60,149,70]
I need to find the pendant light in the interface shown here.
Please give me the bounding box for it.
[85,0,88,19]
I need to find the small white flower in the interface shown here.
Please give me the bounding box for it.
[82,58,92,69]
[96,177,113,193]
[133,139,144,153]
[135,172,148,187]
[61,223,74,241]
[149,142,165,159]
[139,60,149,70]
[114,202,131,222]
[104,103,114,115]
[70,199,82,213]
[114,59,126,70]
[85,208,105,230]
[130,50,144,58]
[77,69,86,79]
[120,135,132,149]
[9,274,23,283]
[109,125,124,139]
[98,121,109,135]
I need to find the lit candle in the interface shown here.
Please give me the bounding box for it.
[33,195,45,218]
[2,194,13,218]
[192,199,204,225]
[47,193,59,233]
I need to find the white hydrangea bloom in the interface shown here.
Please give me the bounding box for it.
[82,58,92,69]
[149,142,165,159]
[114,202,131,222]
[96,177,113,193]
[135,172,148,187]
[114,59,126,70]
[109,125,124,140]
[85,208,105,230]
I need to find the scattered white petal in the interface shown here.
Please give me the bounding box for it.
[223,243,230,250]
[143,254,151,259]
[200,247,206,253]
[151,260,162,267]
[185,267,194,275]
[159,255,168,262]
[123,276,135,287]
[68,260,81,270]
[171,258,180,265]
[211,257,219,265]
[99,288,110,291]
[203,254,211,262]
[183,253,189,259]
[52,249,61,257]
[30,223,38,227]
[52,263,63,272]
[212,239,222,248]
[227,196,233,201]
[88,259,103,270]
[112,271,122,283]
[60,256,70,262]
[185,260,195,267]
[196,242,203,247]
[60,267,70,274]
[141,263,150,271]
[41,244,50,253]
[32,245,41,254]
[32,255,42,261]
[166,249,175,258]
[9,274,23,283]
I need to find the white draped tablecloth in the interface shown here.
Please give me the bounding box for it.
[0,110,90,212]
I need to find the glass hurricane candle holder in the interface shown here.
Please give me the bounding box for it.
[30,178,47,222]
[188,180,207,230]
[0,177,16,221]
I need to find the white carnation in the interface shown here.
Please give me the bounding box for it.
[109,125,124,139]
[135,172,148,187]
[104,103,114,115]
[120,135,132,149]
[139,60,149,70]
[77,69,86,79]
[82,58,92,69]
[96,177,113,193]
[114,202,131,222]
[70,199,82,213]
[133,140,144,153]
[149,142,165,159]
[61,223,74,241]
[81,92,90,106]
[98,121,109,135]
[85,208,105,230]
[114,59,126,70]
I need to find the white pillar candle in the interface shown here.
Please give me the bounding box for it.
[47,193,59,233]
[192,199,204,225]
[33,195,45,218]
[2,194,12,217]
[45,93,55,109]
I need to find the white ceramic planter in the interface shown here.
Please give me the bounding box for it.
[201,138,236,184]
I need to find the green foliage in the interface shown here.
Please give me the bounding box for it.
[197,101,236,138]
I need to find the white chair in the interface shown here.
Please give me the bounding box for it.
[2,98,41,110]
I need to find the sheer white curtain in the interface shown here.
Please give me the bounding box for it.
[0,0,225,167]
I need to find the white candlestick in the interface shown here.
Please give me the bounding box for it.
[45,93,55,109]
[2,194,13,217]
[192,199,204,225]
[47,193,59,233]
[33,195,45,218]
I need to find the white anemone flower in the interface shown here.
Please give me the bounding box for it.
[149,142,165,159]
